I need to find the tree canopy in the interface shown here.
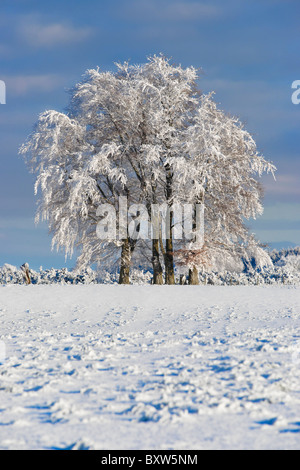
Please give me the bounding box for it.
[20,55,276,284]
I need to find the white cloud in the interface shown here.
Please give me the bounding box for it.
[263,174,300,197]
[19,16,93,47]
[161,1,221,20]
[0,217,36,230]
[122,0,222,22]
[262,203,300,222]
[252,229,300,244]
[4,73,67,96]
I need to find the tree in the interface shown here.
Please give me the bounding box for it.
[20,55,275,283]
[176,92,276,279]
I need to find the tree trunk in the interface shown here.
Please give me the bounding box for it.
[188,266,199,285]
[119,239,131,284]
[188,203,200,285]
[21,263,31,285]
[164,164,175,285]
[152,239,163,284]
[147,200,163,285]
[165,236,175,284]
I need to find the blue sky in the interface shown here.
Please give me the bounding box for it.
[0,0,299,270]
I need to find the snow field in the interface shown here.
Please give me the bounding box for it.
[0,284,300,449]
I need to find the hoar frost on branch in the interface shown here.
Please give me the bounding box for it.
[20,54,276,284]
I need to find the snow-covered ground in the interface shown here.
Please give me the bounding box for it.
[0,284,300,450]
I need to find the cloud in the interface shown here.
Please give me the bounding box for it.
[4,73,67,96]
[263,174,300,198]
[0,217,36,231]
[159,1,221,20]
[19,16,93,47]
[122,0,222,22]
[260,203,300,222]
[251,228,300,245]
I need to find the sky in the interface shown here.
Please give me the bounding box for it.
[0,0,299,270]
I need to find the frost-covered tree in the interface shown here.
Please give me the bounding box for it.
[20,56,199,284]
[20,55,275,284]
[20,68,148,283]
[176,92,276,281]
[110,56,200,284]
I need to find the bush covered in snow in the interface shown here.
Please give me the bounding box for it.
[1,247,300,286]
[0,264,154,286]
